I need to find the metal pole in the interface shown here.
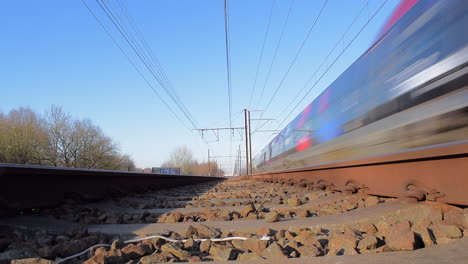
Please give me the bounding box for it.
[248,110,253,174]
[244,109,249,175]
[238,145,241,176]
[208,149,211,176]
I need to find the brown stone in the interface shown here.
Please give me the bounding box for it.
[243,238,268,255]
[256,227,274,236]
[105,249,125,264]
[83,253,105,264]
[295,209,309,218]
[304,192,320,201]
[241,204,255,217]
[284,241,300,252]
[261,242,287,259]
[245,212,258,220]
[165,211,183,223]
[386,222,415,251]
[209,244,235,261]
[264,211,280,223]
[237,252,263,261]
[121,243,151,259]
[297,245,321,257]
[359,223,378,235]
[375,221,391,237]
[294,234,321,248]
[357,235,378,250]
[444,208,466,229]
[342,200,357,211]
[183,238,199,251]
[411,222,434,247]
[328,235,356,252]
[110,240,125,250]
[284,231,295,241]
[364,196,379,207]
[10,259,58,264]
[197,224,221,238]
[139,254,168,263]
[287,198,301,206]
[231,239,244,249]
[187,256,202,262]
[199,239,212,253]
[431,223,463,242]
[160,243,190,259]
[185,225,197,237]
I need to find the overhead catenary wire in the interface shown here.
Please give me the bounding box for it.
[114,0,198,126]
[95,0,199,130]
[223,0,234,174]
[255,0,389,155]
[247,0,277,109]
[256,0,295,108]
[280,0,389,129]
[80,0,191,132]
[81,0,216,156]
[256,0,329,127]
[275,0,371,121]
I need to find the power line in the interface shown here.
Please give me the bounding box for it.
[256,0,328,125]
[256,0,295,107]
[276,0,371,121]
[247,0,277,109]
[95,0,200,130]
[80,0,191,131]
[255,0,389,154]
[114,0,198,127]
[81,0,216,156]
[223,0,234,174]
[280,0,389,128]
[223,0,233,130]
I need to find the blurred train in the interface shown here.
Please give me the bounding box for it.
[253,0,468,173]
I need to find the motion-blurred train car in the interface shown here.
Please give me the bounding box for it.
[253,0,468,173]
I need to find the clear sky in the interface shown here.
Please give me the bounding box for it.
[1,0,399,173]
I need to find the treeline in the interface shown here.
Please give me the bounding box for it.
[0,106,136,171]
[162,146,224,176]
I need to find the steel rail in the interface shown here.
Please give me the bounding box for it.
[245,142,468,205]
[0,164,224,210]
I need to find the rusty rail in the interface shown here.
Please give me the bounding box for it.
[0,164,224,210]
[245,141,468,205]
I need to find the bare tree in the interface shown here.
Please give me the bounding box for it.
[162,146,224,176]
[0,107,48,165]
[162,145,196,174]
[45,105,73,167]
[0,105,136,171]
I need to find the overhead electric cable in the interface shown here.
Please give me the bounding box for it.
[276,0,370,121]
[247,0,277,109]
[256,0,295,107]
[255,0,389,154]
[80,0,191,131]
[256,0,328,125]
[223,0,234,173]
[81,0,215,155]
[114,0,198,126]
[96,0,200,130]
[280,0,388,128]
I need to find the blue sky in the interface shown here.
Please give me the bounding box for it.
[1,0,399,173]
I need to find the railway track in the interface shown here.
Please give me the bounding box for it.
[0,162,466,263]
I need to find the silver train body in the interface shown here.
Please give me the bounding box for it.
[253,0,468,173]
